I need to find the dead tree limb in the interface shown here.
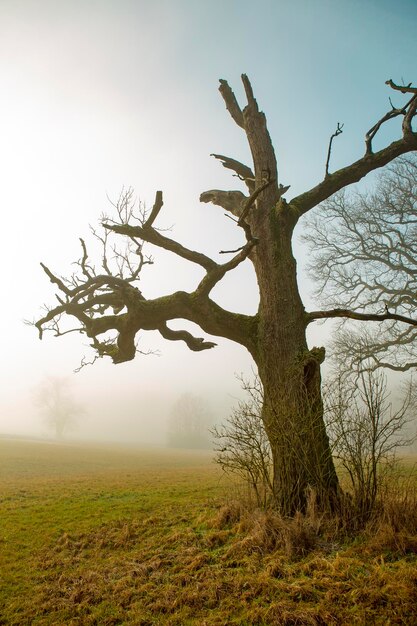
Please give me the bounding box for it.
[325,122,344,177]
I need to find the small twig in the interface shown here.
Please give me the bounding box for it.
[325,122,344,177]
[238,178,274,226]
[52,326,85,338]
[74,353,102,373]
[219,244,247,255]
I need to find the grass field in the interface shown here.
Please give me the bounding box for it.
[1,439,417,625]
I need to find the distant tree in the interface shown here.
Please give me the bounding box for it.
[304,155,417,373]
[34,377,84,439]
[167,393,213,449]
[35,76,417,514]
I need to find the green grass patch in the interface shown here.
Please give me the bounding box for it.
[1,440,417,625]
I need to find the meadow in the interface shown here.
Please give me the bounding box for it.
[1,438,417,625]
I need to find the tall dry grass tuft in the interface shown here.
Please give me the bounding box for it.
[213,473,417,562]
[378,470,417,533]
[358,470,417,556]
[216,495,323,560]
[212,499,246,529]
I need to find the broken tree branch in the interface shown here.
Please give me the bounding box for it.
[158,323,217,351]
[104,220,217,272]
[210,154,255,192]
[385,79,417,95]
[292,79,417,216]
[241,73,257,110]
[219,79,244,128]
[199,189,247,219]
[325,122,344,177]
[143,190,163,228]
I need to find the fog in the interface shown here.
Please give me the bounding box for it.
[0,0,416,445]
[3,339,251,445]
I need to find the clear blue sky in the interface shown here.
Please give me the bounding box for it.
[0,0,415,440]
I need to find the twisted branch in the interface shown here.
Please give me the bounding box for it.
[292,78,417,217]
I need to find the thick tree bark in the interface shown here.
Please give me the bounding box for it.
[250,204,339,513]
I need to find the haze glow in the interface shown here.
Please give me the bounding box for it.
[0,0,415,442]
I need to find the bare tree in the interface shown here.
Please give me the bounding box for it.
[34,376,84,439]
[212,377,273,507]
[324,370,416,521]
[35,76,417,514]
[304,155,417,372]
[167,393,213,449]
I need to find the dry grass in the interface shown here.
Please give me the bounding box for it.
[1,440,417,625]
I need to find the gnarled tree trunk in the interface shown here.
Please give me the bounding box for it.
[217,75,339,513]
[252,208,339,513]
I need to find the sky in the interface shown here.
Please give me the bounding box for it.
[0,0,416,443]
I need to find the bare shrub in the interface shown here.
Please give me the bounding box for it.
[324,369,416,523]
[374,468,417,533]
[211,377,273,507]
[363,472,417,555]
